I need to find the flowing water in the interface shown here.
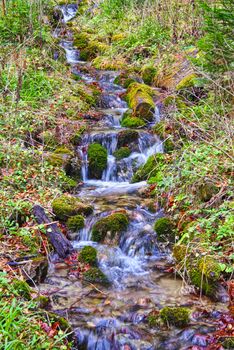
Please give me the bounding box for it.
[40,5,229,349]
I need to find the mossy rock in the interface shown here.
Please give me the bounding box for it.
[117,130,139,148]
[147,310,160,327]
[73,32,89,49]
[64,157,82,180]
[83,267,109,285]
[78,246,97,266]
[141,65,157,85]
[131,153,165,183]
[67,215,85,232]
[126,83,155,122]
[160,307,190,328]
[114,73,139,88]
[47,147,73,167]
[173,244,188,263]
[52,195,93,221]
[222,337,234,349]
[121,116,146,128]
[175,73,197,91]
[88,143,108,179]
[154,217,175,242]
[92,213,129,243]
[61,176,77,192]
[197,181,219,202]
[34,295,50,308]
[113,147,131,160]
[189,256,221,297]
[11,280,31,300]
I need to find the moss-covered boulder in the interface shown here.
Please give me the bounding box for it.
[92,213,129,243]
[47,147,73,167]
[196,181,219,202]
[117,130,139,149]
[154,217,175,242]
[113,147,131,160]
[52,195,93,221]
[67,215,85,232]
[160,307,190,327]
[73,33,108,61]
[83,267,109,285]
[222,337,234,349]
[126,83,155,122]
[141,65,157,85]
[189,256,221,297]
[131,153,165,183]
[78,246,97,266]
[64,156,82,180]
[88,143,107,179]
[121,116,146,128]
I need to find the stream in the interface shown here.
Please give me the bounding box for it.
[40,4,228,349]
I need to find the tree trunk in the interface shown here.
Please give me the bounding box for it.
[33,205,73,259]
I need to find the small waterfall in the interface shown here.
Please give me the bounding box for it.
[60,41,80,64]
[59,4,78,23]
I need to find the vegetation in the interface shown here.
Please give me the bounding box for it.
[87,143,108,179]
[92,213,129,243]
[83,267,109,285]
[52,195,93,221]
[160,307,190,327]
[78,246,97,265]
[67,215,85,232]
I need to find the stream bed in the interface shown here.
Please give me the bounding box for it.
[40,4,229,349]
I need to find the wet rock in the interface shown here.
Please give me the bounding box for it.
[141,65,157,85]
[92,212,129,243]
[113,147,131,160]
[88,143,108,179]
[47,146,73,167]
[52,195,93,221]
[117,130,139,150]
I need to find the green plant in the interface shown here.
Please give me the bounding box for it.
[78,246,97,265]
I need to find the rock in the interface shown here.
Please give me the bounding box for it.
[114,72,141,88]
[196,180,219,202]
[78,246,97,266]
[92,212,129,243]
[67,215,85,232]
[154,217,175,242]
[121,115,146,128]
[160,306,190,327]
[126,83,155,122]
[113,147,131,160]
[47,146,73,167]
[117,130,139,150]
[175,73,197,91]
[141,65,157,85]
[52,195,93,221]
[88,143,108,179]
[64,156,82,180]
[83,267,109,285]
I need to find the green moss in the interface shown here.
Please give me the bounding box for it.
[173,244,187,263]
[175,73,197,91]
[153,121,167,138]
[92,213,129,243]
[88,143,108,179]
[147,310,160,327]
[12,280,31,300]
[222,337,234,349]
[47,147,73,167]
[121,116,146,128]
[52,195,93,221]
[113,147,131,160]
[164,138,174,153]
[73,32,89,49]
[131,153,165,183]
[61,176,77,191]
[67,215,85,231]
[83,267,109,285]
[117,130,139,148]
[141,65,157,85]
[34,295,50,308]
[197,181,219,202]
[154,217,175,242]
[78,246,97,265]
[160,307,190,327]
[114,73,138,88]
[189,256,221,297]
[126,83,155,121]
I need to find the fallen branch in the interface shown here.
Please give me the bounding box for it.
[33,205,73,259]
